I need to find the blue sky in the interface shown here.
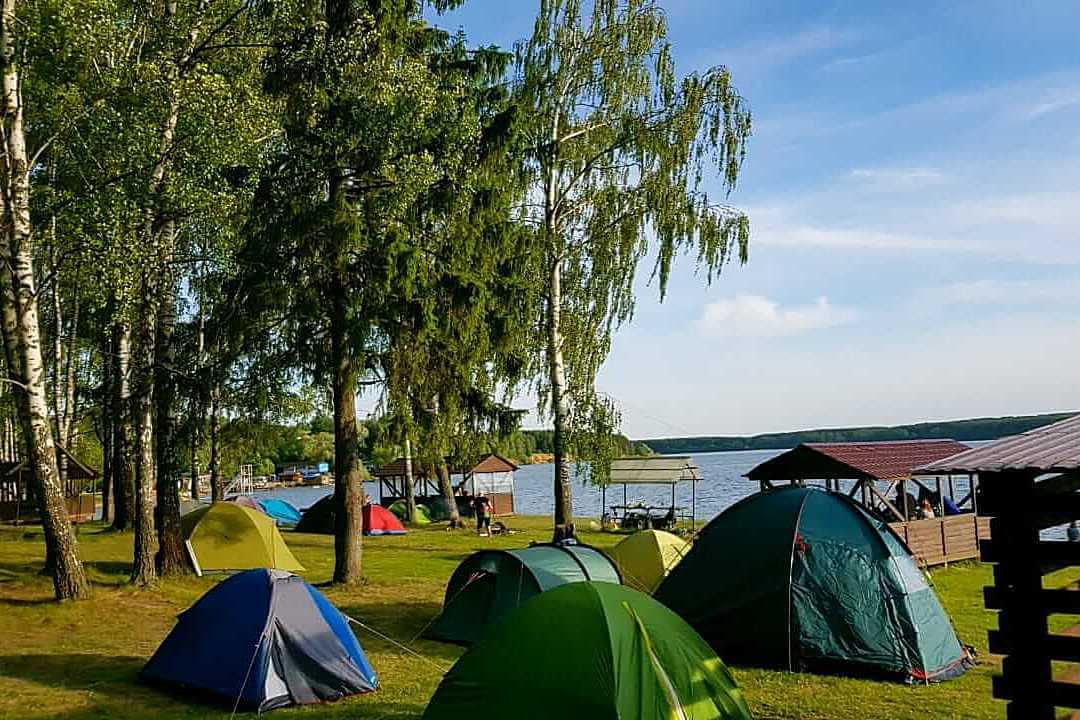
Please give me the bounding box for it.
[428,1,1080,438]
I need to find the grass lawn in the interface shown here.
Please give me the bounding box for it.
[0,517,1075,719]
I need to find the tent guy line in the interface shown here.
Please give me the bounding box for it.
[344,614,451,674]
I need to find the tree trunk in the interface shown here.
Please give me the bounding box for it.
[403,437,416,523]
[189,424,200,501]
[189,295,204,501]
[330,261,362,585]
[61,292,78,453]
[436,461,460,528]
[547,258,573,533]
[0,0,89,600]
[110,322,132,530]
[50,268,63,483]
[129,49,182,585]
[153,269,185,575]
[208,384,220,502]
[99,332,113,524]
[129,297,157,585]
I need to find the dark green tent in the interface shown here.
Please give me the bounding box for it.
[655,486,972,682]
[422,582,753,720]
[425,543,620,645]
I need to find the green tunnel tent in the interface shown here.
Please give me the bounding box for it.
[422,582,752,720]
[654,486,972,683]
[425,543,621,646]
[388,500,432,525]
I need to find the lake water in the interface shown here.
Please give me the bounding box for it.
[248,444,1067,539]
[258,448,801,519]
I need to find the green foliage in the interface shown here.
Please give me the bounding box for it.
[491,428,650,465]
[510,0,751,490]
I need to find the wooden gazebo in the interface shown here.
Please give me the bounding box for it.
[0,446,98,524]
[919,414,1080,720]
[374,453,518,515]
[746,439,990,566]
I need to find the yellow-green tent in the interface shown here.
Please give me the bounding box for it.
[607,529,689,594]
[181,502,304,573]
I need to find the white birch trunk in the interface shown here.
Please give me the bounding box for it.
[0,0,88,598]
[404,437,416,523]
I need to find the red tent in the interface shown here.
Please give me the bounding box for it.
[363,504,406,536]
[228,495,262,511]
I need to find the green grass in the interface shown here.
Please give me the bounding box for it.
[0,519,1073,719]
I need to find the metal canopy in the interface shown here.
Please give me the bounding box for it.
[606,457,701,485]
[918,413,1080,474]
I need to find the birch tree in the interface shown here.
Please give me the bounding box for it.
[514,0,752,532]
[0,0,89,600]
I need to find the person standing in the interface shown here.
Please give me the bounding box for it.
[473,494,493,537]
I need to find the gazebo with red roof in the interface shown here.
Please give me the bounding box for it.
[375,453,518,515]
[746,439,989,567]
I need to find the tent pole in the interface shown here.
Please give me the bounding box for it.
[692,477,696,531]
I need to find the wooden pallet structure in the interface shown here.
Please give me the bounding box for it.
[920,414,1080,720]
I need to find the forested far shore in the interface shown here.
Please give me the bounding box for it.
[640,411,1076,455]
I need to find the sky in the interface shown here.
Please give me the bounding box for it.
[425,0,1080,439]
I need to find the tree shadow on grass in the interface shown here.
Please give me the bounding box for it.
[83,559,133,579]
[0,652,427,719]
[0,652,145,689]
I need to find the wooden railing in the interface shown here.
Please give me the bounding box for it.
[888,514,991,567]
[978,470,1080,720]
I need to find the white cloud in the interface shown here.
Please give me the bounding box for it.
[705,26,858,79]
[1024,87,1080,119]
[700,294,856,338]
[819,48,895,73]
[925,278,1080,306]
[741,175,1080,262]
[848,167,947,188]
[747,207,983,253]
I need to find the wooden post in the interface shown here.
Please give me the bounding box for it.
[981,471,1054,720]
[691,477,696,531]
[901,479,909,520]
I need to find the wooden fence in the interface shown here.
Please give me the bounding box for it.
[978,470,1080,719]
[889,514,991,567]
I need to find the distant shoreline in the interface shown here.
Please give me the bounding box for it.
[638,411,1075,456]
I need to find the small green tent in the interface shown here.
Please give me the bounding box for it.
[655,486,972,682]
[388,500,432,524]
[425,544,620,645]
[422,582,753,720]
[182,502,304,573]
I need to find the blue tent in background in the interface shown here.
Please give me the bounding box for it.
[259,497,303,526]
[142,569,377,711]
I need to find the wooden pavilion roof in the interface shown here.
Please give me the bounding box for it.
[373,453,517,478]
[918,414,1080,474]
[746,440,971,483]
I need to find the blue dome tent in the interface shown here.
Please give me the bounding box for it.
[142,569,377,711]
[258,497,303,526]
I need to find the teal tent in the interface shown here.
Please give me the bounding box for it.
[425,544,621,645]
[422,582,752,720]
[655,486,972,682]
